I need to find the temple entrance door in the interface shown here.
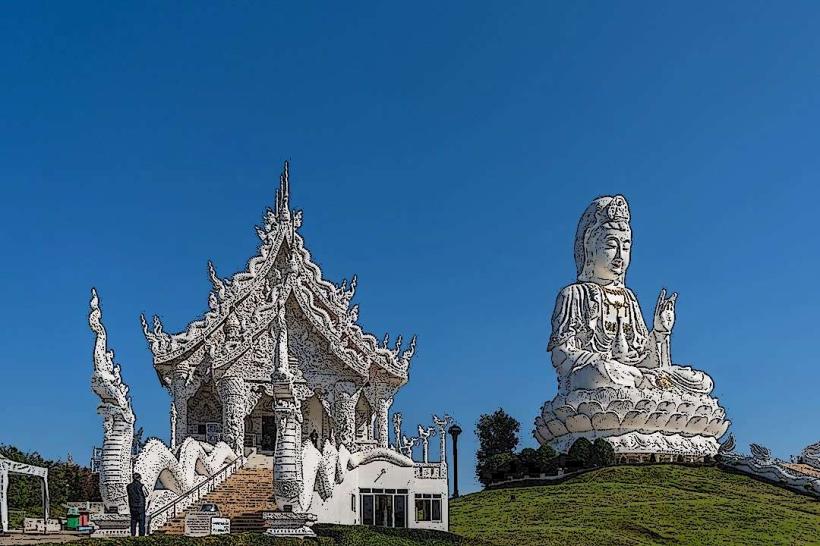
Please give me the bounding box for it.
[260,416,277,451]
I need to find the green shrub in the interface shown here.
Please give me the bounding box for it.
[477,452,518,485]
[591,438,615,467]
[567,438,593,468]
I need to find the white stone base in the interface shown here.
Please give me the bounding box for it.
[263,512,317,538]
[549,431,720,456]
[265,526,317,538]
[534,386,730,457]
[88,513,131,537]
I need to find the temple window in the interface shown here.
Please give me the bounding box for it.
[414,493,442,522]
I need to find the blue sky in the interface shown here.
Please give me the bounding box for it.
[1,3,819,494]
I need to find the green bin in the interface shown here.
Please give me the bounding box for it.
[65,507,80,530]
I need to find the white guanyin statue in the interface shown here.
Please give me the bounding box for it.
[534,195,730,456]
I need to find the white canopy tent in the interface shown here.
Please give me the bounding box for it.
[0,456,49,534]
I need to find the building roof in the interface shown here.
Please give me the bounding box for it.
[142,162,415,386]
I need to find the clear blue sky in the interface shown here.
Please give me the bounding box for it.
[1,3,819,495]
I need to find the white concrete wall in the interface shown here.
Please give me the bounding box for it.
[308,458,448,531]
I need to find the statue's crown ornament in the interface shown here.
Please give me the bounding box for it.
[604,195,630,223]
[574,194,631,277]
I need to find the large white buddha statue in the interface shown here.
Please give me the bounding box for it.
[534,195,730,457]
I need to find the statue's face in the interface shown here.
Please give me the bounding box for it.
[589,227,631,283]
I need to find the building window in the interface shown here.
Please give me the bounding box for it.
[415,493,442,522]
[359,489,407,528]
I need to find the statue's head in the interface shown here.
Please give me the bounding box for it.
[574,195,632,285]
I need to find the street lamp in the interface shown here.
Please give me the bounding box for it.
[447,423,462,499]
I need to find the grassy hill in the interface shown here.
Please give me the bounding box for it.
[449,465,820,545]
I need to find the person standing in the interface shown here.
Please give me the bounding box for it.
[126,472,147,536]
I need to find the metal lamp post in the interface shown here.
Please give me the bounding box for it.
[447,423,462,498]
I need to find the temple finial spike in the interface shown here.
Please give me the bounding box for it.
[278,160,292,222]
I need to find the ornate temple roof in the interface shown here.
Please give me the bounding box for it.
[141,162,415,385]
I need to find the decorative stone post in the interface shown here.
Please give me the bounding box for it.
[273,398,304,511]
[217,375,246,454]
[433,415,452,464]
[418,426,436,463]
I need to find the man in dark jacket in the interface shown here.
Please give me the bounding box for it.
[126,473,147,536]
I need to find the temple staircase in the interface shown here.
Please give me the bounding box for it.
[154,453,276,535]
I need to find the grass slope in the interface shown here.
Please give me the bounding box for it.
[450,465,820,546]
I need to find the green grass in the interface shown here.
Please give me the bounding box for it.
[450,465,820,546]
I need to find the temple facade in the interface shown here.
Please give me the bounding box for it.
[142,163,413,458]
[89,162,450,535]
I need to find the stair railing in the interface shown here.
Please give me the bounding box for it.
[146,454,247,534]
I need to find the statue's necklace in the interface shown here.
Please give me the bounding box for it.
[602,286,626,310]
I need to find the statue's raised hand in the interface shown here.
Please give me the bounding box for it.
[653,288,677,334]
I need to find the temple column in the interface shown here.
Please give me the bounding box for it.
[334,381,357,448]
[170,369,190,449]
[217,376,246,454]
[376,397,393,449]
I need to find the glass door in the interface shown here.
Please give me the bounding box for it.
[359,489,408,527]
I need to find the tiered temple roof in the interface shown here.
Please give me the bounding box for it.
[141,162,415,387]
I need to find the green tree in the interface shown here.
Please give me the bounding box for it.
[475,408,520,486]
[536,443,558,474]
[591,438,615,467]
[475,408,520,459]
[567,437,593,468]
[518,448,539,475]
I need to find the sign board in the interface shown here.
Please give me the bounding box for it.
[184,512,231,537]
[23,518,60,534]
[211,517,230,535]
[184,512,212,537]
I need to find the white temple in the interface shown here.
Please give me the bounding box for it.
[534,195,731,462]
[90,163,450,535]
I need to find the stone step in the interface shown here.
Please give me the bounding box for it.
[154,466,278,535]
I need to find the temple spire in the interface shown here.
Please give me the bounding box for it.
[276,160,291,223]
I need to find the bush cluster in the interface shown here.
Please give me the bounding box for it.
[474,409,617,486]
[477,444,559,485]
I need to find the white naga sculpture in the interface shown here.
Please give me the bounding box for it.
[718,440,820,497]
[89,289,237,518]
[801,442,820,469]
[534,195,730,456]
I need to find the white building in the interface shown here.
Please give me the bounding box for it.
[90,162,450,534]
